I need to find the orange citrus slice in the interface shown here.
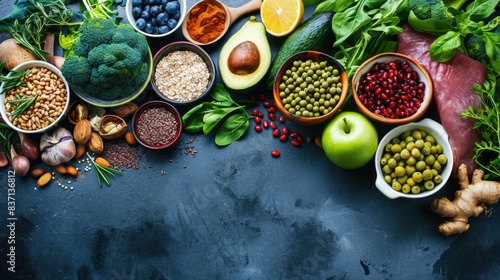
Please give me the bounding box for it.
[260,0,304,37]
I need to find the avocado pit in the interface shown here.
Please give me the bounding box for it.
[227,41,260,75]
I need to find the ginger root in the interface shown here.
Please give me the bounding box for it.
[431,163,500,236]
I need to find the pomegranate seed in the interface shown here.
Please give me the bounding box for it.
[268,113,276,121]
[271,150,280,157]
[270,122,277,129]
[282,127,289,135]
[254,125,262,132]
[263,101,271,108]
[263,120,269,129]
[279,115,285,123]
[272,129,280,138]
[291,140,301,147]
[252,109,260,116]
[254,117,261,124]
[279,135,288,142]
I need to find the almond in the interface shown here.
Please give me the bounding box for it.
[111,102,138,118]
[125,131,137,145]
[76,144,86,158]
[73,119,92,144]
[95,157,110,167]
[30,168,46,178]
[88,132,104,153]
[55,165,67,174]
[37,172,52,187]
[66,165,78,176]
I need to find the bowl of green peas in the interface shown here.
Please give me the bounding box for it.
[374,118,454,199]
[273,51,348,126]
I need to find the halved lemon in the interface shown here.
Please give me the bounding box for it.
[260,0,304,37]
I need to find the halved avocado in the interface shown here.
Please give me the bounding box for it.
[218,16,271,94]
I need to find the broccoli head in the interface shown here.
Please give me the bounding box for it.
[61,55,91,86]
[409,0,453,23]
[61,18,150,101]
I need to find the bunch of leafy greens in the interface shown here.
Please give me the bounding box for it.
[408,0,500,74]
[462,68,500,180]
[0,0,80,60]
[314,0,409,100]
[182,84,255,147]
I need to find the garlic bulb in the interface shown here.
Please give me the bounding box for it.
[40,127,76,166]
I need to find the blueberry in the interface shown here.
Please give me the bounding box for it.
[156,12,168,25]
[132,0,142,7]
[161,0,168,4]
[155,0,162,4]
[171,10,180,20]
[153,26,159,34]
[150,5,160,17]
[143,5,151,13]
[135,18,146,30]
[159,25,170,34]
[147,0,155,5]
[132,7,142,18]
[144,22,154,33]
[167,18,177,29]
[165,1,179,15]
[150,17,158,26]
[141,10,151,20]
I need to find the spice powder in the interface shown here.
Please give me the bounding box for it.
[154,50,210,102]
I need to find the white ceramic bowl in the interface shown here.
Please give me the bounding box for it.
[0,60,70,134]
[125,0,186,38]
[352,52,433,125]
[374,118,454,199]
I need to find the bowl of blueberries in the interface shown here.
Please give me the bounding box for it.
[126,0,186,37]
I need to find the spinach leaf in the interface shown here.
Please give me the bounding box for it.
[215,114,250,147]
[429,31,462,62]
[202,107,240,134]
[182,103,219,132]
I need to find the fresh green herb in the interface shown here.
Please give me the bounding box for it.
[8,94,38,120]
[314,0,408,100]
[0,62,31,95]
[0,122,16,163]
[461,69,500,180]
[87,153,121,187]
[182,84,255,146]
[81,0,118,20]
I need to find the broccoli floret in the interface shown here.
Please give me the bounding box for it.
[87,43,142,82]
[61,55,91,86]
[78,18,116,50]
[111,24,149,58]
[409,0,453,23]
[466,35,488,62]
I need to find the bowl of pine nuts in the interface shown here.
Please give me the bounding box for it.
[0,60,70,134]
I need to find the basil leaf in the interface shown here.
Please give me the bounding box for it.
[484,32,500,75]
[429,31,462,62]
[215,114,250,146]
[465,0,499,20]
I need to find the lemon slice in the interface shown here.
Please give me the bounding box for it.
[260,0,304,37]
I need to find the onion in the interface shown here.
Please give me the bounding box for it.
[10,145,30,177]
[18,132,40,160]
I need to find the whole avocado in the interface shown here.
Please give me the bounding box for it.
[265,11,334,89]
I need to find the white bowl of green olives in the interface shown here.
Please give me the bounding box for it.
[374,118,454,199]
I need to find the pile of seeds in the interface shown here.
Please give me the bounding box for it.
[136,107,178,147]
[102,141,141,170]
[4,66,68,131]
[154,50,210,102]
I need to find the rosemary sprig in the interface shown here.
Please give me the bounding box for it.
[0,122,16,163]
[87,153,121,187]
[0,62,31,95]
[8,94,38,120]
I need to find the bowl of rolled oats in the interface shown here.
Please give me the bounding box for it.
[0,60,70,134]
[151,41,215,107]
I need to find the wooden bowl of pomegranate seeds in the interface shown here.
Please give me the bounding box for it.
[0,60,70,134]
[131,100,182,149]
[352,52,433,125]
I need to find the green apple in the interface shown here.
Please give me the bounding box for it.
[321,111,378,169]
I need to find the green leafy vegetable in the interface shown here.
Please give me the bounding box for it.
[0,122,16,163]
[461,69,500,180]
[87,153,121,187]
[314,0,408,100]
[182,84,255,146]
